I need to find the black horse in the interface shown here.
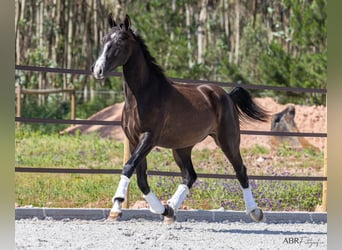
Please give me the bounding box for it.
[91,14,268,223]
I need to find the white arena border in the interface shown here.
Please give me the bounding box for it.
[15,208,326,224]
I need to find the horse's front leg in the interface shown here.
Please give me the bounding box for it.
[109,132,154,219]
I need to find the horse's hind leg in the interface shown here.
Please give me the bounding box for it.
[215,118,264,222]
[172,147,197,189]
[163,147,197,224]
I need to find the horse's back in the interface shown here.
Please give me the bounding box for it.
[154,83,232,148]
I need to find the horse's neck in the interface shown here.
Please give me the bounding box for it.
[122,81,135,105]
[122,46,169,104]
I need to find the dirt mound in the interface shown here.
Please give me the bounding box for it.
[62,102,125,141]
[62,97,326,151]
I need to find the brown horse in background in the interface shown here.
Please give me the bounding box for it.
[91,14,268,223]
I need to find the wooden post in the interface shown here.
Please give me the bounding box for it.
[322,140,327,211]
[70,89,76,121]
[16,84,22,129]
[122,136,130,208]
[322,103,328,212]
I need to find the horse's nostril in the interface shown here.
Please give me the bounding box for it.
[91,65,94,72]
[99,68,103,75]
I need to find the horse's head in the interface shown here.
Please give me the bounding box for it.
[91,14,134,80]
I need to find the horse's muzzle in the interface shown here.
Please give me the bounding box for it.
[91,63,105,80]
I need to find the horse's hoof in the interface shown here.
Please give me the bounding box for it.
[108,211,122,220]
[163,215,176,225]
[163,205,176,224]
[249,208,264,222]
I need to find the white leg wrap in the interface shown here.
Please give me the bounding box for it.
[111,199,122,213]
[242,186,258,214]
[143,191,165,214]
[167,184,189,212]
[112,175,130,202]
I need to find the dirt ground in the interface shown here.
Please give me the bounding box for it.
[16,219,327,250]
[63,97,326,152]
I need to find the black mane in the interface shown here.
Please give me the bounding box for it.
[131,31,168,81]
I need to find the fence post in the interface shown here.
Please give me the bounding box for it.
[70,88,76,122]
[322,140,327,212]
[16,84,22,129]
[322,104,327,212]
[122,136,130,208]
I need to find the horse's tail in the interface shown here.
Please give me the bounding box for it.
[229,87,269,123]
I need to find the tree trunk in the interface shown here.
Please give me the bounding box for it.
[185,3,193,68]
[15,0,26,64]
[93,0,98,48]
[164,0,177,69]
[234,0,240,65]
[252,0,257,28]
[62,1,74,100]
[198,0,208,64]
[223,0,233,64]
[38,0,45,105]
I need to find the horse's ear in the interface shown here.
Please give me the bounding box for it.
[108,13,116,28]
[124,15,131,30]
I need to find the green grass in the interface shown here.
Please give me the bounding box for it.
[15,130,324,211]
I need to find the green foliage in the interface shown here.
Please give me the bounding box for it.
[260,41,326,104]
[261,42,291,88]
[19,95,70,133]
[27,47,56,67]
[258,0,327,104]
[239,15,269,84]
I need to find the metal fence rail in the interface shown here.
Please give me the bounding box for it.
[15,167,327,182]
[15,65,327,94]
[14,117,327,138]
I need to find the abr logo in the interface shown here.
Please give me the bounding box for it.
[283,237,301,244]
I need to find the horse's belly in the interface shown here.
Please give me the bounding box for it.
[157,116,215,148]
